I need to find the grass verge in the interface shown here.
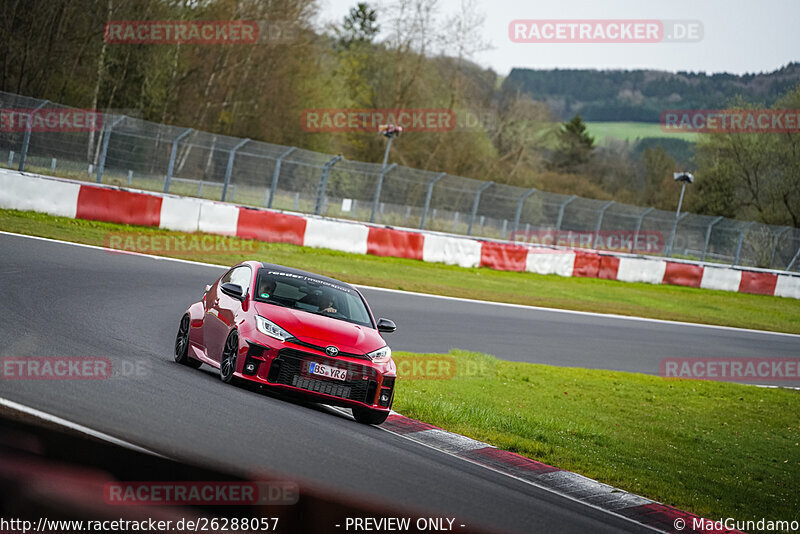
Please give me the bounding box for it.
[393,350,800,523]
[1,208,799,334]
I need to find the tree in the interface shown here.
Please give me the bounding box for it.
[336,3,380,48]
[549,114,595,171]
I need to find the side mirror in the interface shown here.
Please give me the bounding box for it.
[220,283,245,301]
[377,318,396,333]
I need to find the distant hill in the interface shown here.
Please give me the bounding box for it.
[504,63,800,122]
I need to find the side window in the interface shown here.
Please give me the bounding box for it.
[229,266,252,295]
[220,269,235,285]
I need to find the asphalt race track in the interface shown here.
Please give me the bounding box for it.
[0,231,798,533]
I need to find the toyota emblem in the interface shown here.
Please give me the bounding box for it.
[325,345,339,357]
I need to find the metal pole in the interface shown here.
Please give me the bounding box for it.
[381,136,393,168]
[18,100,49,172]
[266,147,296,208]
[733,221,754,266]
[701,216,723,262]
[630,207,654,253]
[314,155,343,215]
[769,227,791,269]
[370,163,396,223]
[787,244,800,271]
[467,181,493,236]
[221,138,250,201]
[420,172,446,230]
[96,115,126,183]
[666,182,687,257]
[164,128,193,193]
[512,188,537,238]
[593,200,615,247]
[555,195,577,230]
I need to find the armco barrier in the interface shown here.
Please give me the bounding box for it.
[1,168,798,300]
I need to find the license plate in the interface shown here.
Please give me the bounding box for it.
[307,362,348,381]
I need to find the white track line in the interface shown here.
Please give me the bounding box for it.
[0,396,167,458]
[2,230,798,339]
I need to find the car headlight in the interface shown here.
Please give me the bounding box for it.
[367,345,392,362]
[255,315,292,341]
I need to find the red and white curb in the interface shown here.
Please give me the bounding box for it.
[372,412,742,534]
[1,168,798,300]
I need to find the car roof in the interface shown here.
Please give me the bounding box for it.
[257,262,357,291]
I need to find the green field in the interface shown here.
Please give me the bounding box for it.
[394,350,800,524]
[586,121,699,143]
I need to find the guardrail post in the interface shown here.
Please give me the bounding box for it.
[314,155,343,215]
[18,100,49,172]
[265,147,297,208]
[221,138,250,201]
[555,195,577,231]
[512,188,537,238]
[96,115,126,183]
[701,216,723,261]
[420,172,446,230]
[468,181,493,236]
[370,163,396,223]
[733,221,754,266]
[164,128,193,193]
[593,200,615,246]
[769,227,791,268]
[630,207,654,253]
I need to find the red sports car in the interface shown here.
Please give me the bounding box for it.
[174,261,397,425]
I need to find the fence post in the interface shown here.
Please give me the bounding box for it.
[221,138,250,201]
[666,212,688,257]
[96,115,126,183]
[18,100,49,172]
[733,221,754,266]
[787,244,800,272]
[314,155,343,215]
[370,163,397,223]
[420,172,446,230]
[512,188,537,238]
[468,181,493,236]
[266,146,297,208]
[164,128,193,193]
[769,227,791,269]
[701,216,723,261]
[630,206,654,253]
[593,200,615,246]
[555,195,577,230]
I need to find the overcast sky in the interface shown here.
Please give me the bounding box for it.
[317,0,799,75]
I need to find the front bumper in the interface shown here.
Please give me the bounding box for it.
[239,340,395,411]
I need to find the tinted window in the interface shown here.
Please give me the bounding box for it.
[253,268,373,327]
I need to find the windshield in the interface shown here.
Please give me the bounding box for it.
[253,268,373,328]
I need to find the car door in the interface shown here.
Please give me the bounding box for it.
[207,265,252,362]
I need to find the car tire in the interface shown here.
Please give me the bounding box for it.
[175,315,202,369]
[219,329,239,383]
[352,407,389,425]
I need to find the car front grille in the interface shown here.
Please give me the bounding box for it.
[268,348,377,404]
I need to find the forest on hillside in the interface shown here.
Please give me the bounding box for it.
[1,0,798,227]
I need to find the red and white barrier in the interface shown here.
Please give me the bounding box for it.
[1,169,798,300]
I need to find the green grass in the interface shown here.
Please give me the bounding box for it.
[586,121,698,143]
[1,208,799,334]
[393,350,800,524]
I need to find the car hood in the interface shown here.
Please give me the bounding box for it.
[254,302,385,355]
